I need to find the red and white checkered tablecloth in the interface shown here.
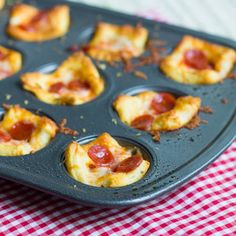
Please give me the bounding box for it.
[0,140,235,235]
[0,8,236,236]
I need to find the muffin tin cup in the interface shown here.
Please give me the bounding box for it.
[0,0,235,208]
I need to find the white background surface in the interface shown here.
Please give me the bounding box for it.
[71,0,236,40]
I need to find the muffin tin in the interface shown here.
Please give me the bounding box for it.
[0,0,235,208]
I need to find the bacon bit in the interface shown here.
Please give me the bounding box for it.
[221,98,228,104]
[81,44,91,52]
[185,115,201,130]
[58,118,78,136]
[200,106,213,114]
[68,44,80,53]
[229,72,236,79]
[108,60,117,67]
[150,130,161,142]
[2,103,13,110]
[135,40,164,68]
[148,39,166,46]
[122,56,135,73]
[133,70,148,80]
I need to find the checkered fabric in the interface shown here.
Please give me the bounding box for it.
[0,141,235,235]
[0,4,236,235]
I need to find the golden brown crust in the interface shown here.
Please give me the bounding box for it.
[0,0,4,10]
[86,22,148,61]
[113,91,201,131]
[65,132,150,187]
[7,3,70,42]
[0,105,57,156]
[160,35,236,84]
[151,96,201,131]
[0,45,22,80]
[21,52,104,105]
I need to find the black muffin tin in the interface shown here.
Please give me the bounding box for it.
[0,0,235,208]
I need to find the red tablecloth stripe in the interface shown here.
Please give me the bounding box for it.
[0,140,235,235]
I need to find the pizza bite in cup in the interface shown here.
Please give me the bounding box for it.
[7,3,70,42]
[113,91,201,136]
[65,132,150,187]
[85,22,148,61]
[0,45,22,80]
[160,35,236,84]
[21,52,104,105]
[0,105,57,156]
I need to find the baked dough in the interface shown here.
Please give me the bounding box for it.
[86,22,148,61]
[0,105,57,156]
[160,35,236,84]
[21,52,104,105]
[7,3,70,42]
[0,45,22,80]
[113,91,201,132]
[0,0,4,10]
[65,132,150,187]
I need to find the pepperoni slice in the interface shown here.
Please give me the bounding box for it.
[131,114,154,131]
[19,10,49,32]
[0,130,11,142]
[114,155,143,173]
[150,93,176,115]
[88,145,114,167]
[49,82,66,94]
[184,49,211,70]
[9,121,35,141]
[67,80,90,91]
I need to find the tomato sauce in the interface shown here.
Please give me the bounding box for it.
[67,80,90,91]
[19,10,49,32]
[49,80,90,94]
[0,130,11,142]
[49,82,65,94]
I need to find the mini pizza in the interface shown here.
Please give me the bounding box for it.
[21,52,104,105]
[0,0,4,10]
[0,105,57,156]
[0,46,22,80]
[85,22,148,61]
[7,3,70,42]
[160,35,236,84]
[65,132,150,187]
[113,91,201,134]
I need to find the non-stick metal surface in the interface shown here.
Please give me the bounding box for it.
[0,0,235,207]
